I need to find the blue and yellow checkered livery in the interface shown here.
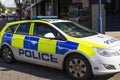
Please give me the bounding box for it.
[1,32,107,57]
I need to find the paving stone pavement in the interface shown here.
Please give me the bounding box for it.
[0,58,120,80]
[106,32,120,40]
[0,32,120,80]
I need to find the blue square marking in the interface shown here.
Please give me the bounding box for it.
[56,41,79,55]
[24,36,39,50]
[2,33,13,45]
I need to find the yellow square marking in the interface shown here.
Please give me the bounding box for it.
[38,38,57,54]
[12,34,25,48]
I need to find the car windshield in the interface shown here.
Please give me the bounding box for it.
[53,22,97,38]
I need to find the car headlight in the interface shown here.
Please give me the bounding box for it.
[93,47,119,57]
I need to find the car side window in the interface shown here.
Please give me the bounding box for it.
[6,24,18,33]
[57,32,66,41]
[34,23,56,37]
[16,23,30,35]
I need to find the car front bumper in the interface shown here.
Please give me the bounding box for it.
[90,54,120,75]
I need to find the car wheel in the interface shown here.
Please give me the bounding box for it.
[1,46,15,64]
[65,54,92,80]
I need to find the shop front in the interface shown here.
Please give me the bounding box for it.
[59,0,91,29]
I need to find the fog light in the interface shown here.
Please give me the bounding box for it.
[104,64,116,70]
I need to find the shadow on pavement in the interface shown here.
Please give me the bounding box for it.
[0,58,110,80]
[0,58,71,80]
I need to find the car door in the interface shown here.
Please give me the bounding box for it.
[32,22,57,54]
[12,22,31,59]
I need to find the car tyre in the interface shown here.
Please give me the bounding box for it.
[1,46,15,64]
[65,54,92,80]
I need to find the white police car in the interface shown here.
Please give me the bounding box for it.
[0,16,120,80]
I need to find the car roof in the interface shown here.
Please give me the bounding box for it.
[43,19,71,23]
[6,19,71,25]
[6,20,47,25]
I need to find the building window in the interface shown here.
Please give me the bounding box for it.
[59,0,90,28]
[45,2,52,16]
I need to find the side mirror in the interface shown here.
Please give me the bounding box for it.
[44,33,55,39]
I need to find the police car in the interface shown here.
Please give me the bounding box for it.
[0,16,120,80]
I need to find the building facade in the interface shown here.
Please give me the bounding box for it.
[14,0,120,31]
[31,0,58,16]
